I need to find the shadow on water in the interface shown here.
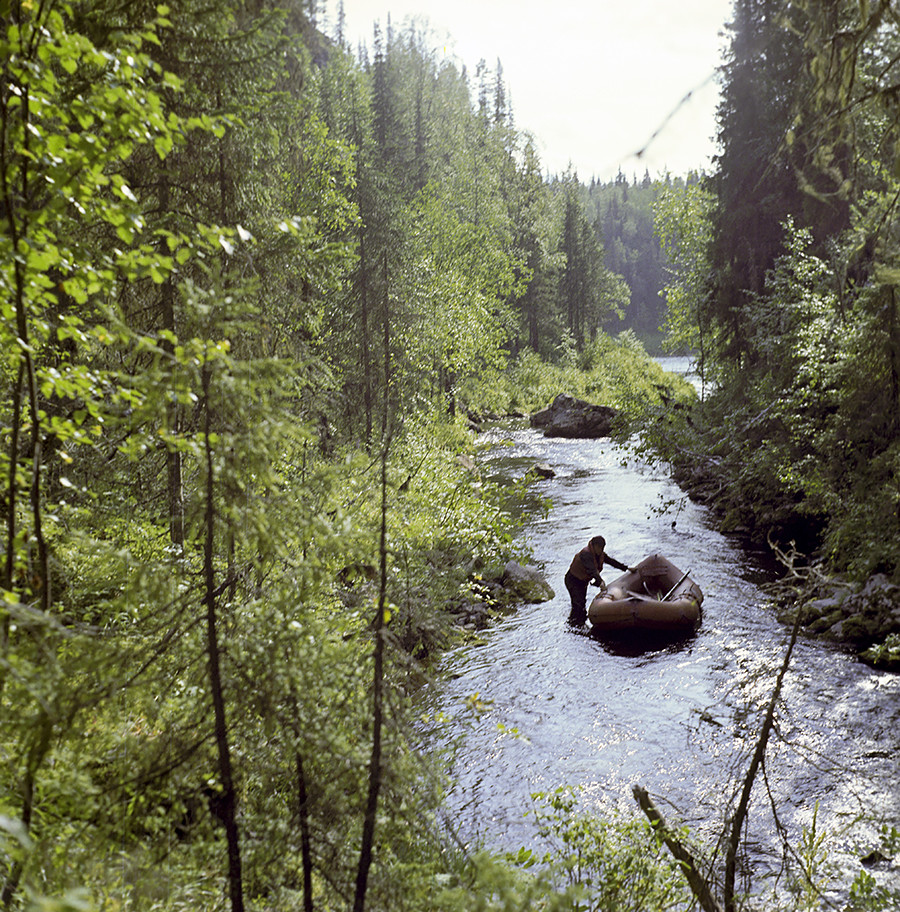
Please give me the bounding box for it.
[587,627,700,659]
[564,613,700,658]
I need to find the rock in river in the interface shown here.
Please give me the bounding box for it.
[500,561,555,603]
[529,393,618,438]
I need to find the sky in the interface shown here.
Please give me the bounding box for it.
[336,0,734,182]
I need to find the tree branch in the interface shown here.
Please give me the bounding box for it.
[723,608,804,911]
[633,785,724,912]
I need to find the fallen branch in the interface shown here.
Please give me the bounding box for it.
[722,608,803,911]
[633,784,724,912]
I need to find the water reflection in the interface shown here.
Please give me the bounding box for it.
[587,627,701,658]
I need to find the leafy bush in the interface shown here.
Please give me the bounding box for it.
[518,788,692,912]
[466,333,694,421]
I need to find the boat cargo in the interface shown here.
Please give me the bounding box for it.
[588,553,703,632]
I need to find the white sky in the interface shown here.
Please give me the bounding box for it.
[335,0,734,181]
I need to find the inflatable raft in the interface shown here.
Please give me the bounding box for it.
[588,553,703,632]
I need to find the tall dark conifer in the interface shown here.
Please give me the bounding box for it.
[560,175,618,346]
[508,141,558,357]
[561,186,586,343]
[709,0,807,369]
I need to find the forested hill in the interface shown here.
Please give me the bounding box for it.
[582,171,704,350]
[584,173,666,346]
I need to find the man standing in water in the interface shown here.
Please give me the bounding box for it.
[565,535,632,623]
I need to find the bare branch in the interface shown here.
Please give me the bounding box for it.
[633,784,724,912]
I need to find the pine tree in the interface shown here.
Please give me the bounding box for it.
[709,0,808,370]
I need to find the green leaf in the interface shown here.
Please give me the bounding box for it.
[875,267,900,286]
[0,815,33,849]
[46,133,68,156]
[153,134,172,159]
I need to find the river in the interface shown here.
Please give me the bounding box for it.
[431,358,900,898]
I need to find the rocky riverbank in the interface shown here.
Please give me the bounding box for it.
[451,560,555,632]
[670,460,900,672]
[337,552,555,659]
[779,574,900,672]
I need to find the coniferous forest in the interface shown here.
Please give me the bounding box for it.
[2,0,900,910]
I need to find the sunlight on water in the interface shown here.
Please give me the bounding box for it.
[432,424,900,895]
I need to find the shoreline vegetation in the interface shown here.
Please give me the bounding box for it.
[622,362,900,674]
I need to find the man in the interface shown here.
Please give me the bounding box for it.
[565,535,632,623]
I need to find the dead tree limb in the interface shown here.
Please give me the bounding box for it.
[353,279,394,912]
[633,784,724,912]
[723,609,803,911]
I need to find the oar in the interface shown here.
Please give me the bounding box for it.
[661,569,691,602]
[624,591,658,601]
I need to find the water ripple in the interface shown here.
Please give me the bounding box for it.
[432,425,900,895]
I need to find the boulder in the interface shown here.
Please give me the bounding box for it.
[530,394,618,438]
[456,454,480,478]
[500,561,555,603]
[861,573,894,597]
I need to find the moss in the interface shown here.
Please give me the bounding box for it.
[840,613,881,647]
[807,609,845,634]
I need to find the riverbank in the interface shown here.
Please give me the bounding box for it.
[769,562,900,672]
[666,443,900,672]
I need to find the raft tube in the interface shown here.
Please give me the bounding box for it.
[588,553,703,632]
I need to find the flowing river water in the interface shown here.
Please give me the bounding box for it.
[430,359,900,897]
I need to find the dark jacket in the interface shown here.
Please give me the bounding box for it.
[567,544,628,583]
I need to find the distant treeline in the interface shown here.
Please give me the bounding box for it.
[583,170,705,350]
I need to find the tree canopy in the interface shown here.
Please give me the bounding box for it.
[649,0,900,581]
[0,2,677,909]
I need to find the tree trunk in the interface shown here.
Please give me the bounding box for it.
[353,262,393,912]
[889,287,899,437]
[296,751,314,912]
[352,441,388,912]
[1,712,52,908]
[201,365,244,912]
[359,228,373,446]
[159,173,184,547]
[2,360,25,672]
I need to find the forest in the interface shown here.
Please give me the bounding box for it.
[1,0,899,910]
